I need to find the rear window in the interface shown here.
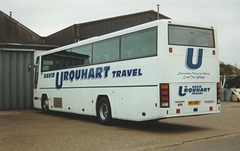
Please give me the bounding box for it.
[169,25,215,48]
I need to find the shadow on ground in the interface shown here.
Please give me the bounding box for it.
[36,110,211,134]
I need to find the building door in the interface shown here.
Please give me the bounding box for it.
[0,50,34,110]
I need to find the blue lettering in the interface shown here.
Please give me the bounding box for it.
[112,71,116,78]
[104,66,110,78]
[64,71,69,81]
[82,69,88,79]
[54,66,144,89]
[75,70,81,80]
[56,72,63,89]
[179,85,210,96]
[127,69,132,76]
[88,68,95,79]
[112,68,142,78]
[44,73,55,78]
[186,48,203,70]
[96,67,103,78]
[116,70,121,77]
[179,86,186,96]
[132,69,137,76]
[138,69,142,76]
[122,70,126,77]
[69,70,74,81]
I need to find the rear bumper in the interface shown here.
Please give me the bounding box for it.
[164,104,221,118]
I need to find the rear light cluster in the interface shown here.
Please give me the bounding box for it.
[160,83,170,108]
[217,83,220,104]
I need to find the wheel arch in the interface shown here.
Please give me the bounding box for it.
[41,94,48,109]
[41,93,48,101]
[96,95,113,125]
[95,95,110,114]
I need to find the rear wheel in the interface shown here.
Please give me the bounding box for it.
[97,97,112,125]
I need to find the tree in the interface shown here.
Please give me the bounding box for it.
[220,62,234,76]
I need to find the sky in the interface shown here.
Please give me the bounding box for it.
[1,0,240,66]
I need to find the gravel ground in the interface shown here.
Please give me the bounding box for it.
[0,102,240,151]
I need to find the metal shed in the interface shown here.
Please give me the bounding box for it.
[0,11,57,110]
[0,48,34,110]
[0,44,57,110]
[0,10,170,110]
[46,10,170,46]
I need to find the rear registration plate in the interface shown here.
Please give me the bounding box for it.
[188,101,200,106]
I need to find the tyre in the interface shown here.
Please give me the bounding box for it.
[97,97,112,125]
[42,95,49,113]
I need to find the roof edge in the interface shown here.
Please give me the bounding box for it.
[0,10,42,38]
[78,10,170,25]
[46,10,171,37]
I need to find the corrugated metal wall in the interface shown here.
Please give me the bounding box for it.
[0,50,34,110]
[45,25,76,47]
[0,11,45,44]
[45,11,170,46]
[80,12,159,40]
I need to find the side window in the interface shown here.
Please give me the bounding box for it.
[121,27,157,59]
[41,27,157,72]
[42,54,54,71]
[93,37,120,63]
[54,45,92,69]
[71,44,92,65]
[34,57,39,89]
[42,44,92,71]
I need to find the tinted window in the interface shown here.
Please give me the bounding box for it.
[70,44,92,65]
[121,27,157,59]
[93,37,120,63]
[42,44,92,71]
[169,25,215,48]
[42,55,54,71]
[41,27,157,72]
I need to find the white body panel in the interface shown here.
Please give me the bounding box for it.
[33,20,220,122]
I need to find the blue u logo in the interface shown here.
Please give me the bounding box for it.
[186,48,203,70]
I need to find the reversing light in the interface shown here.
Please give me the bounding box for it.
[161,102,169,107]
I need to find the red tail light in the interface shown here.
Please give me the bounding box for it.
[217,83,220,104]
[212,50,216,55]
[160,83,170,108]
[210,107,213,111]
